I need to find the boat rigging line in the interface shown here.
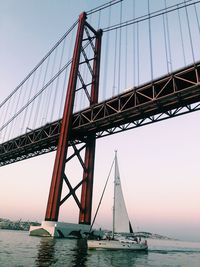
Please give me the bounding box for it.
[89,156,115,233]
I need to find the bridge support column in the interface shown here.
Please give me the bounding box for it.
[79,28,102,224]
[79,136,96,224]
[45,12,87,222]
[44,11,102,231]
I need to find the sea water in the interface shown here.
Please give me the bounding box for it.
[0,229,200,267]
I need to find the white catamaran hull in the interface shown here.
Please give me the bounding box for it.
[87,239,148,251]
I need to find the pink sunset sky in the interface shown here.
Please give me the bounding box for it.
[0,0,200,242]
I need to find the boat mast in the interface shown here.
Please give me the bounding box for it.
[89,157,115,233]
[112,150,117,239]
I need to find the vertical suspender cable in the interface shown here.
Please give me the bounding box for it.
[4,95,16,140]
[1,88,14,134]
[184,0,195,64]
[40,48,58,126]
[59,30,75,117]
[164,0,172,72]
[8,85,23,140]
[60,66,69,116]
[21,71,36,132]
[0,60,72,134]
[59,45,72,116]
[117,0,122,94]
[177,6,186,66]
[6,92,18,134]
[9,69,34,139]
[194,4,200,35]
[19,79,29,134]
[162,13,169,73]
[2,95,12,142]
[125,22,128,89]
[59,28,75,118]
[123,3,127,89]
[32,64,44,128]
[148,0,153,81]
[41,56,51,122]
[98,10,101,29]
[31,54,50,127]
[102,5,111,100]
[0,20,78,110]
[194,4,200,61]
[113,29,118,96]
[59,72,68,117]
[50,38,66,122]
[137,22,140,86]
[3,81,24,140]
[132,0,135,87]
[46,49,58,122]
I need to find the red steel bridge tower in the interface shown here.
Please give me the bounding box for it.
[44,12,102,228]
[2,1,200,238]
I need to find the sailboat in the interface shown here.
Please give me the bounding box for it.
[87,151,148,251]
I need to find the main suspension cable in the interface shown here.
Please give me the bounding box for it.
[0,38,94,133]
[103,0,196,32]
[0,60,71,133]
[86,0,123,15]
[0,20,78,110]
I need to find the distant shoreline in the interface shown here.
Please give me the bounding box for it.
[135,231,177,240]
[0,218,40,231]
[0,218,176,240]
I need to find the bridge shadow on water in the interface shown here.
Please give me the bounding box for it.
[87,249,148,267]
[35,237,57,266]
[34,236,148,267]
[35,237,88,267]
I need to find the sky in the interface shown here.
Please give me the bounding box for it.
[0,0,200,242]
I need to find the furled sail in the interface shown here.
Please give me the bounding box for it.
[113,152,133,234]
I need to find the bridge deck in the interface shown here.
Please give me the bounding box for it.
[1,62,200,166]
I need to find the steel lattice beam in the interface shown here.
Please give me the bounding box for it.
[1,62,200,166]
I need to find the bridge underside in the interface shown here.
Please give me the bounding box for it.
[1,61,200,166]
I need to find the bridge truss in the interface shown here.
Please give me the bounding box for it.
[1,61,200,166]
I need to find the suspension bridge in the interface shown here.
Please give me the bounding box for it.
[1,0,200,237]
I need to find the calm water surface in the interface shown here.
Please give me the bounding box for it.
[0,230,200,267]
